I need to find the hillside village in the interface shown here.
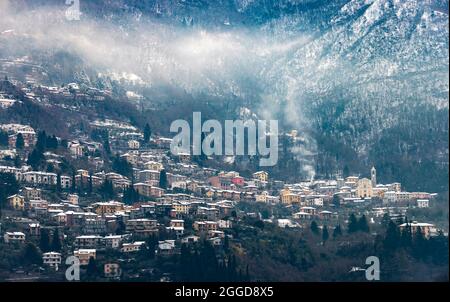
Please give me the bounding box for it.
[0,78,447,282]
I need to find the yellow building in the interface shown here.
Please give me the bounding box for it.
[8,194,25,210]
[74,249,96,266]
[205,189,215,198]
[144,161,164,172]
[172,201,190,214]
[280,188,301,205]
[253,171,269,182]
[92,201,125,215]
[356,178,373,198]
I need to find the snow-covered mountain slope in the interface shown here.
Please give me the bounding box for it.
[0,0,448,190]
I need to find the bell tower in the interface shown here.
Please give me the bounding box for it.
[371,166,377,187]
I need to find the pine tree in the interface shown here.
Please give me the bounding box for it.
[112,154,132,177]
[51,229,62,252]
[343,165,350,178]
[332,194,341,208]
[159,169,167,189]
[179,244,191,281]
[0,131,7,146]
[15,133,24,150]
[333,224,342,238]
[400,218,412,248]
[143,123,152,143]
[413,226,427,260]
[347,213,359,233]
[104,135,111,155]
[100,180,115,199]
[0,172,19,207]
[310,220,319,235]
[27,148,45,170]
[322,225,329,242]
[86,257,99,280]
[0,130,8,146]
[224,235,230,252]
[13,156,21,168]
[21,243,42,266]
[428,231,448,265]
[358,215,370,233]
[39,229,50,252]
[46,135,58,149]
[384,221,400,251]
[36,130,47,152]
[56,173,62,192]
[123,186,134,204]
[115,220,126,235]
[71,171,76,193]
[145,235,157,259]
[381,213,391,229]
[245,264,250,281]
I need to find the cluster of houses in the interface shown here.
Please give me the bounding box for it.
[0,123,36,149]
[0,81,443,279]
[0,94,18,109]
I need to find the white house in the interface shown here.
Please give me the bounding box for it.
[158,240,176,255]
[4,232,26,243]
[43,252,62,269]
[0,97,16,109]
[68,141,84,158]
[121,241,145,253]
[417,199,429,208]
[128,140,140,150]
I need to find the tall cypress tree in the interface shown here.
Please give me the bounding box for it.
[36,130,47,152]
[400,218,412,248]
[15,133,25,150]
[347,213,359,233]
[381,213,391,229]
[143,123,151,143]
[322,225,329,242]
[100,179,115,199]
[51,229,62,252]
[159,169,167,189]
[71,171,76,193]
[333,224,342,238]
[21,243,42,266]
[39,229,50,253]
[358,215,370,233]
[384,221,400,252]
[104,135,111,155]
[413,226,427,260]
[86,257,99,280]
[332,194,341,208]
[0,130,8,146]
[310,220,319,235]
[27,148,45,170]
[56,173,62,192]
